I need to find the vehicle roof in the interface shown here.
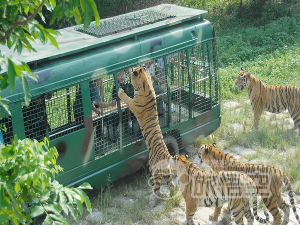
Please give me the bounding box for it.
[0,4,207,64]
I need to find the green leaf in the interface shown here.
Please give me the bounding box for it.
[30,206,44,217]
[79,0,84,11]
[49,0,56,8]
[0,215,9,224]
[38,11,46,24]
[48,213,68,223]
[73,8,82,25]
[83,0,92,30]
[75,198,83,215]
[0,184,5,207]
[66,204,79,222]
[33,167,41,185]
[89,0,100,27]
[0,73,9,90]
[15,182,21,193]
[47,33,59,49]
[21,76,31,106]
[42,215,52,225]
[44,203,62,215]
[6,57,16,92]
[73,188,92,214]
[49,5,62,26]
[40,189,50,202]
[36,25,47,44]
[16,39,23,54]
[27,172,33,187]
[0,99,11,116]
[45,29,60,36]
[77,182,92,190]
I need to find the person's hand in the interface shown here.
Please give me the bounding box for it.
[111,100,117,107]
[94,108,101,116]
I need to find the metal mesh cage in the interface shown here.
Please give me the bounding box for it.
[75,9,176,38]
[167,51,190,126]
[0,104,14,144]
[23,96,48,141]
[91,73,142,158]
[46,85,84,140]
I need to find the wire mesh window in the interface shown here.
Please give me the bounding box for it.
[92,72,143,158]
[0,105,14,144]
[46,85,84,140]
[143,58,169,128]
[90,76,116,157]
[23,95,49,141]
[167,51,190,126]
[115,70,142,147]
[189,40,219,117]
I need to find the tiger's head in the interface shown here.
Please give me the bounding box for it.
[171,153,191,176]
[198,143,236,171]
[235,68,251,91]
[198,143,221,168]
[130,66,152,92]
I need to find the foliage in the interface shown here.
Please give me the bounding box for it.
[216,13,300,99]
[0,137,92,224]
[178,0,294,29]
[0,1,100,224]
[0,0,100,108]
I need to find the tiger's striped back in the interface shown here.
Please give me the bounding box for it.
[235,68,300,130]
[118,66,174,206]
[172,154,269,225]
[199,143,300,224]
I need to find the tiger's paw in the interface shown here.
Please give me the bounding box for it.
[209,213,219,221]
[223,206,230,214]
[118,88,125,99]
[187,219,196,225]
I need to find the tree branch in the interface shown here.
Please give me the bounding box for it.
[0,0,46,43]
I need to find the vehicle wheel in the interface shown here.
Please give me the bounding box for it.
[163,134,179,156]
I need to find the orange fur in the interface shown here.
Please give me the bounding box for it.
[198,143,300,225]
[235,68,300,130]
[118,67,174,205]
[172,154,269,225]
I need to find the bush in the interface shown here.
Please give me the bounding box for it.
[0,137,92,224]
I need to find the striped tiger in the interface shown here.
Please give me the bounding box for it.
[172,154,269,225]
[118,66,174,206]
[198,143,300,225]
[235,68,300,130]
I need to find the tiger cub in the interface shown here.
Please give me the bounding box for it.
[172,154,269,225]
[198,143,300,225]
[118,66,174,206]
[235,68,300,131]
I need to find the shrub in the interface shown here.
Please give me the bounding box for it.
[0,137,92,224]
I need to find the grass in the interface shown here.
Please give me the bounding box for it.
[78,167,182,224]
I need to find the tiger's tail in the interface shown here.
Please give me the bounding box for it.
[250,181,270,223]
[283,173,300,224]
[251,192,269,223]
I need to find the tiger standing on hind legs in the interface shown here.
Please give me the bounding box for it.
[118,66,175,206]
[198,143,300,225]
[235,68,300,132]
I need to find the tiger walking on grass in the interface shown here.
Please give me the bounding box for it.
[118,66,175,206]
